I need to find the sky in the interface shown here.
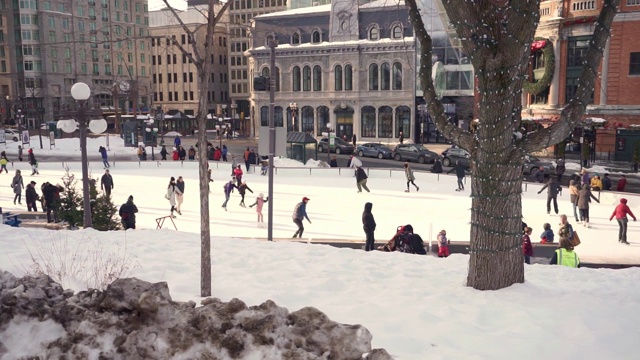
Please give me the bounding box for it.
[2,137,640,358]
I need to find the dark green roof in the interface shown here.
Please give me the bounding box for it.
[286,132,318,144]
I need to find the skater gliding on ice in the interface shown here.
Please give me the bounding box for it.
[292,197,311,238]
[404,162,419,192]
[538,176,561,215]
[222,178,237,211]
[447,161,467,191]
[237,181,254,207]
[249,193,269,226]
[609,198,636,245]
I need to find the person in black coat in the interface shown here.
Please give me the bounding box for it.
[42,182,62,223]
[447,161,468,191]
[362,202,376,251]
[25,181,40,212]
[160,145,168,160]
[248,149,257,170]
[101,169,114,197]
[603,173,612,190]
[237,181,254,207]
[28,148,39,175]
[119,195,139,230]
[178,146,187,160]
[329,155,338,168]
[431,157,443,173]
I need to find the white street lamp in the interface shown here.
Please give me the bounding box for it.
[70,82,93,228]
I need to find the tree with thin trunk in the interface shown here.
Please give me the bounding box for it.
[161,0,231,296]
[405,0,620,290]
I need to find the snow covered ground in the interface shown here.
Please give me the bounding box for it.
[1,160,640,358]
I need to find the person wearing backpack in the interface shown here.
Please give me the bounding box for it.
[362,202,376,251]
[119,195,138,230]
[394,224,426,255]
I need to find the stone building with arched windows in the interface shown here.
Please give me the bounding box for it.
[246,0,416,149]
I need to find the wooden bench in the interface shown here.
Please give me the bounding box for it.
[156,216,177,230]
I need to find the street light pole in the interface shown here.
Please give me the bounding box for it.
[70,83,93,228]
[230,103,237,138]
[267,39,278,242]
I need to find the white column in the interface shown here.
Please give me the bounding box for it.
[548,36,561,107]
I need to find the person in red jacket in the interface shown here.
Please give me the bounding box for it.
[616,175,627,192]
[609,198,636,245]
[522,226,533,264]
[233,165,243,186]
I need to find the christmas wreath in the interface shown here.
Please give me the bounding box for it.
[523,38,555,95]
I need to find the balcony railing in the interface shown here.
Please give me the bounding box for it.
[102,17,108,21]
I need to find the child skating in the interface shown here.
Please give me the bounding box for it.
[249,193,269,227]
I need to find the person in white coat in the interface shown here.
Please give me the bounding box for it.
[349,155,362,176]
[166,177,178,218]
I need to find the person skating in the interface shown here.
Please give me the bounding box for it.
[25,181,39,212]
[362,202,376,251]
[175,176,185,215]
[233,165,243,186]
[609,198,636,245]
[160,145,168,160]
[28,148,38,175]
[292,197,311,238]
[99,146,110,168]
[447,160,467,191]
[349,155,362,176]
[568,180,581,222]
[237,181,253,207]
[11,170,24,205]
[100,169,114,197]
[577,185,599,227]
[166,177,178,218]
[404,162,419,192]
[188,146,196,161]
[222,145,228,162]
[118,195,138,230]
[355,166,370,193]
[222,178,237,211]
[249,193,269,226]
[538,176,562,215]
[555,158,566,184]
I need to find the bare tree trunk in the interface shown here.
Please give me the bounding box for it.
[406,0,620,290]
[196,66,211,297]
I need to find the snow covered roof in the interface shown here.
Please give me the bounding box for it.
[255,4,331,19]
[251,36,415,52]
[585,117,607,123]
[360,0,403,10]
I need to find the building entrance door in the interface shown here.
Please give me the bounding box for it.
[335,110,353,140]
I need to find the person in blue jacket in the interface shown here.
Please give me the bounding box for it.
[292,197,311,238]
[174,135,181,148]
[221,178,237,211]
[222,145,228,162]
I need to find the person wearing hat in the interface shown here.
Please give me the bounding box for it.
[119,195,138,230]
[101,169,114,197]
[437,229,449,258]
[249,193,269,226]
[222,177,237,211]
[25,180,40,212]
[292,197,311,238]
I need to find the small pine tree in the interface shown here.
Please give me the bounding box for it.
[92,192,121,231]
[58,171,83,228]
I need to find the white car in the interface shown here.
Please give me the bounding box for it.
[4,129,19,142]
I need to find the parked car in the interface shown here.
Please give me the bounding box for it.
[356,143,393,159]
[392,144,439,164]
[522,155,555,175]
[441,147,471,167]
[4,129,19,142]
[318,137,355,154]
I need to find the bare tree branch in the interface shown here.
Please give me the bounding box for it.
[161,0,201,61]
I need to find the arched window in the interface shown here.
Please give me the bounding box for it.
[369,63,378,90]
[378,106,392,138]
[345,64,353,91]
[261,67,269,77]
[303,66,311,91]
[317,106,329,134]
[381,62,390,90]
[286,106,294,132]
[392,25,403,39]
[292,66,301,92]
[260,106,269,126]
[395,106,411,138]
[291,32,300,45]
[275,106,283,127]
[302,106,314,132]
[265,34,273,46]
[313,65,322,91]
[392,62,402,90]
[369,27,379,41]
[361,106,376,138]
[334,65,343,91]
[312,30,321,44]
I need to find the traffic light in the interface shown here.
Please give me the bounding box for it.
[253,76,269,91]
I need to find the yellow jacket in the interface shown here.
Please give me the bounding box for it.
[590,177,603,190]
